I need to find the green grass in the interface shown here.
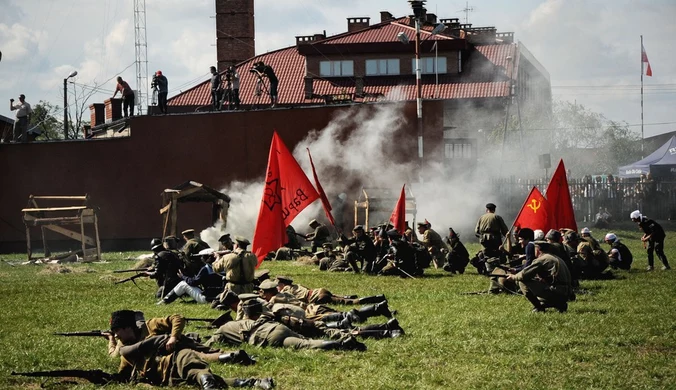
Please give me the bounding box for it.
[1,228,675,390]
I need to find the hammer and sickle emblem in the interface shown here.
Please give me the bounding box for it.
[527,199,541,213]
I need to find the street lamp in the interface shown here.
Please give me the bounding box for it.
[63,70,78,139]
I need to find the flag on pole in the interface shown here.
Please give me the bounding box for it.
[389,185,407,234]
[642,43,653,77]
[252,131,320,265]
[514,186,551,232]
[307,148,335,226]
[545,159,577,231]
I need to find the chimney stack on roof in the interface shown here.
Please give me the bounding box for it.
[347,17,370,32]
[425,13,437,24]
[380,11,394,23]
[215,0,255,71]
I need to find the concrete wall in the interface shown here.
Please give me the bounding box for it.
[0,101,443,252]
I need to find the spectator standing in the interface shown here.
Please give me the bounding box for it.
[8,94,33,143]
[210,66,222,110]
[154,70,168,114]
[111,77,135,117]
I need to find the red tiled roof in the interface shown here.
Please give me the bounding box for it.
[169,18,513,108]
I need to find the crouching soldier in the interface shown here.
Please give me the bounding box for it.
[108,310,272,390]
[442,228,470,274]
[604,233,633,270]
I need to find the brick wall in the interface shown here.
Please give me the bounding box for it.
[215,0,255,71]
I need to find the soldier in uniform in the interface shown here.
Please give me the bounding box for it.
[378,229,420,277]
[631,210,670,271]
[181,229,211,276]
[442,228,470,274]
[145,241,185,299]
[217,234,234,252]
[577,228,609,278]
[275,275,385,305]
[205,300,366,351]
[108,310,271,390]
[318,243,353,272]
[304,219,331,253]
[604,233,633,270]
[213,236,257,295]
[474,203,509,255]
[340,225,376,273]
[505,241,572,312]
[414,220,447,269]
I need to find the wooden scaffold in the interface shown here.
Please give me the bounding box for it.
[21,195,101,261]
[160,181,231,238]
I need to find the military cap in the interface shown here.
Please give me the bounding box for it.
[221,291,239,305]
[259,279,278,290]
[218,234,232,243]
[545,229,562,242]
[448,228,458,238]
[110,310,137,330]
[322,243,333,249]
[151,243,164,252]
[242,300,263,318]
[238,293,260,302]
[276,275,293,285]
[198,248,215,256]
[416,221,426,226]
[309,219,318,226]
[386,229,401,238]
[234,236,250,246]
[353,225,364,231]
[564,231,580,242]
[254,269,270,281]
[533,240,553,253]
[517,228,534,241]
[486,203,497,211]
[181,229,195,236]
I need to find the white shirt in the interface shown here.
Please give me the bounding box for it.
[11,101,33,118]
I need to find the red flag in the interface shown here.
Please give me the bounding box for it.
[514,187,551,232]
[545,159,577,231]
[642,44,653,77]
[389,185,406,234]
[307,148,335,226]
[252,132,320,265]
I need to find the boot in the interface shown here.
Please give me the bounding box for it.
[157,290,178,305]
[199,373,221,390]
[357,294,386,304]
[354,302,393,322]
[324,316,353,329]
[218,350,256,365]
[385,318,404,333]
[348,257,361,273]
[339,336,367,351]
[232,378,275,389]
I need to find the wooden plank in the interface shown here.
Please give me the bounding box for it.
[31,196,88,200]
[175,185,203,199]
[80,216,86,260]
[159,203,171,215]
[26,226,32,261]
[40,226,51,257]
[94,213,101,261]
[170,197,178,237]
[26,217,84,226]
[43,225,95,246]
[22,206,88,212]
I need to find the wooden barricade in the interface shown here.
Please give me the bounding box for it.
[21,195,101,261]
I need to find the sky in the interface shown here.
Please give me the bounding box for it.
[1,0,675,138]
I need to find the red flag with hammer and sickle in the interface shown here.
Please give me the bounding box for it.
[252,131,320,265]
[514,186,552,232]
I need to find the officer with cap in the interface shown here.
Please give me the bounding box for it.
[604,233,633,270]
[475,203,509,256]
[340,225,376,273]
[181,229,211,276]
[304,219,331,253]
[218,234,234,252]
[630,210,670,271]
[213,236,257,296]
[506,241,572,313]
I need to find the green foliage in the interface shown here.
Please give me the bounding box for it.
[1,231,675,390]
[29,100,63,141]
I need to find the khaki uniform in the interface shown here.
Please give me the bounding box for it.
[474,212,509,252]
[306,224,331,252]
[513,253,572,308]
[280,284,357,305]
[213,248,257,295]
[577,239,609,277]
[267,292,337,320]
[420,228,447,268]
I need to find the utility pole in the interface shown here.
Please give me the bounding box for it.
[410,0,425,175]
[133,0,148,116]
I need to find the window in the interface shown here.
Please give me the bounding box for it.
[412,57,447,74]
[444,142,473,159]
[365,59,400,75]
[319,60,354,77]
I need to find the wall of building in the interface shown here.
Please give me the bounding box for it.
[0,101,443,253]
[305,51,460,78]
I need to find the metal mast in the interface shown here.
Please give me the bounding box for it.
[133,0,148,115]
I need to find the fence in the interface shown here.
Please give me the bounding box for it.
[490,178,676,225]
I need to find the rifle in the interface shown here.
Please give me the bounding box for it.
[115,273,147,285]
[187,312,232,328]
[113,267,151,273]
[11,369,119,385]
[53,330,109,337]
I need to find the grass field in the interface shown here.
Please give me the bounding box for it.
[1,228,675,390]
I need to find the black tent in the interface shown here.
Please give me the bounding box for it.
[618,135,676,179]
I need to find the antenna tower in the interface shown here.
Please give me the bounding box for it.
[133,0,148,115]
[461,1,475,24]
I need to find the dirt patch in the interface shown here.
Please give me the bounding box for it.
[37,265,97,275]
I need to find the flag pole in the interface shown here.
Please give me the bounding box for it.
[641,34,644,157]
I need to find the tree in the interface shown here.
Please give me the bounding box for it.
[28,101,62,141]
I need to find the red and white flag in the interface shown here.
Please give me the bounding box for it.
[252,131,320,265]
[641,44,653,77]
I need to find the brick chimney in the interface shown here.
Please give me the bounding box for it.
[104,99,122,123]
[215,0,255,72]
[347,17,370,32]
[380,11,394,23]
[304,76,313,99]
[89,103,104,127]
[425,13,437,24]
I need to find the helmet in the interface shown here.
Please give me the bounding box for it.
[150,238,162,248]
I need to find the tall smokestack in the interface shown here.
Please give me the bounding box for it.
[215,0,255,71]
